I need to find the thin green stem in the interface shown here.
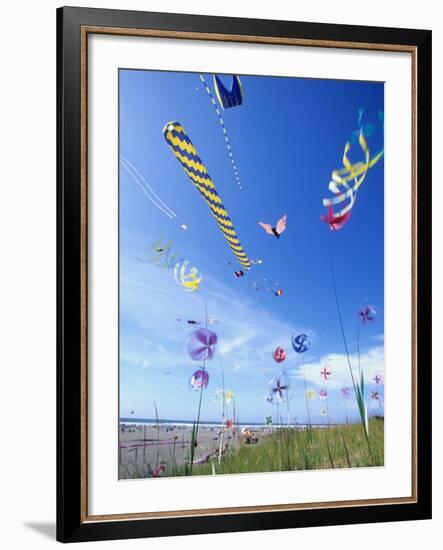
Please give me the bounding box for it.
[328,233,357,391]
[325,397,330,429]
[344,399,349,425]
[325,434,335,469]
[189,361,206,475]
[328,232,373,464]
[285,370,290,427]
[172,438,177,475]
[153,401,160,469]
[357,324,362,379]
[341,434,352,468]
[190,288,209,475]
[218,354,227,469]
[301,355,312,442]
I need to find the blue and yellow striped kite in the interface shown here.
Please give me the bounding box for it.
[163,121,252,270]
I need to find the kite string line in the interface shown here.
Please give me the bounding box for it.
[217,352,227,468]
[284,369,290,427]
[120,158,173,219]
[189,354,206,475]
[301,354,312,438]
[189,288,209,475]
[120,158,174,220]
[199,74,242,191]
[120,156,177,219]
[328,232,357,392]
[121,155,177,218]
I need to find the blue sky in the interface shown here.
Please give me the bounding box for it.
[119,69,385,424]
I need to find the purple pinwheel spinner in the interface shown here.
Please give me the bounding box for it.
[359,305,377,323]
[187,328,218,361]
[341,387,351,398]
[189,369,209,390]
[272,377,289,401]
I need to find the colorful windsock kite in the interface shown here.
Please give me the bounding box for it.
[163,121,252,270]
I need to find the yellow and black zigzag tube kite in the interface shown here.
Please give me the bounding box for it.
[163,121,252,270]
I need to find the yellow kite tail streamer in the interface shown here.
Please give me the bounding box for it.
[173,260,202,292]
[163,121,252,270]
[323,131,384,216]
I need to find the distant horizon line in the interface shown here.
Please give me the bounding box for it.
[119,416,368,427]
[121,416,272,425]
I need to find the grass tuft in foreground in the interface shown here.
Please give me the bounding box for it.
[172,418,384,477]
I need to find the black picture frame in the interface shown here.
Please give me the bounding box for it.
[57,5,432,543]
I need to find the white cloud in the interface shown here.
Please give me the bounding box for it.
[119,235,310,387]
[219,333,254,355]
[289,346,384,390]
[119,230,388,422]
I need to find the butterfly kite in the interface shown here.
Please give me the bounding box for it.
[259,214,287,239]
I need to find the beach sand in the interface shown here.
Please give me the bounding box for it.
[119,423,270,479]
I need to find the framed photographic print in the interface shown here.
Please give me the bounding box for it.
[57,6,432,543]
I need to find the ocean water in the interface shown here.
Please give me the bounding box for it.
[119,417,321,428]
[120,417,269,428]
